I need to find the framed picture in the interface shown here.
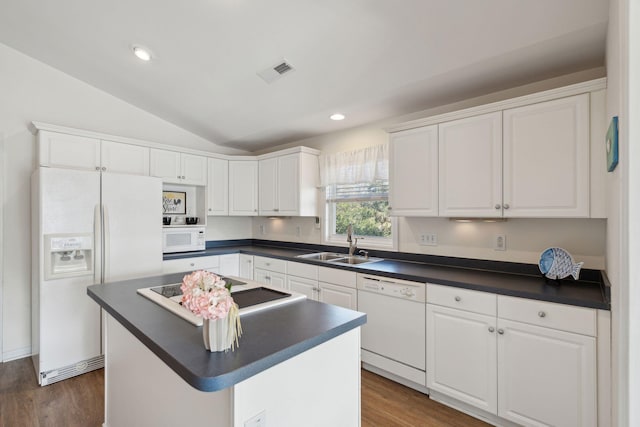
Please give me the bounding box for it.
[162,191,186,214]
[606,116,619,172]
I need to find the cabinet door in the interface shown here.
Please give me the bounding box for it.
[287,276,318,300]
[255,268,286,289]
[238,254,254,280]
[229,161,258,216]
[503,94,589,217]
[207,158,229,216]
[319,282,357,310]
[150,149,181,183]
[38,131,101,171]
[218,254,239,276]
[497,318,596,427]
[439,112,502,217]
[427,304,497,414]
[181,153,207,185]
[258,157,279,215]
[101,140,150,176]
[276,154,300,215]
[389,126,438,216]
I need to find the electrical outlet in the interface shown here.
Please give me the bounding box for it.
[259,224,266,235]
[419,232,437,246]
[295,225,301,237]
[494,234,506,251]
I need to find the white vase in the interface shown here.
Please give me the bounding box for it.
[202,317,231,352]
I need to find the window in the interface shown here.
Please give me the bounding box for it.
[320,144,394,249]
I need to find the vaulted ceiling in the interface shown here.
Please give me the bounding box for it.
[0,0,609,151]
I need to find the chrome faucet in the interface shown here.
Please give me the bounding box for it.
[347,224,358,256]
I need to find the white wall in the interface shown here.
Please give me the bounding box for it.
[0,42,252,361]
[206,217,253,241]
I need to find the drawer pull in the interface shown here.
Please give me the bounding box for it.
[494,204,501,210]
[454,296,461,302]
[538,311,546,318]
[190,263,195,267]
[488,327,495,333]
[497,329,504,335]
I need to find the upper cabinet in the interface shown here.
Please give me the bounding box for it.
[387,79,606,219]
[150,149,207,185]
[207,157,229,216]
[502,94,589,217]
[389,125,438,217]
[438,112,502,217]
[38,131,149,175]
[258,150,319,216]
[228,160,258,216]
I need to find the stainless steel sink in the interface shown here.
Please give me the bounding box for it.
[296,252,383,265]
[329,256,383,265]
[297,252,346,261]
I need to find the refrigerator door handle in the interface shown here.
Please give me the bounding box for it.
[103,204,110,283]
[94,204,102,284]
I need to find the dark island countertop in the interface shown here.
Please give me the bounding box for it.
[87,272,366,392]
[164,240,610,310]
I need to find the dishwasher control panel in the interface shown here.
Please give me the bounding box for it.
[357,274,426,302]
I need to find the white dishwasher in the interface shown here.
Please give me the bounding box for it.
[357,273,427,391]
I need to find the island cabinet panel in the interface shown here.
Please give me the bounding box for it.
[438,112,502,217]
[388,125,438,216]
[502,93,590,218]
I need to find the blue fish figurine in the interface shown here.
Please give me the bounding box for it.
[538,247,583,280]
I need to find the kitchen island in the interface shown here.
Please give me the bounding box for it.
[87,273,366,426]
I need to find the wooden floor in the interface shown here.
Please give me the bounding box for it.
[0,358,489,426]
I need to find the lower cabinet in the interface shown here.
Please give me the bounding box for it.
[287,275,318,299]
[318,282,357,310]
[238,254,254,280]
[254,268,287,289]
[426,284,599,427]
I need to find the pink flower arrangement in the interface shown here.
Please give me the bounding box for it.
[180,270,235,320]
[181,270,243,351]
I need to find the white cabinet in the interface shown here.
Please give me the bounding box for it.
[438,112,502,217]
[502,94,590,217]
[207,158,229,216]
[162,255,220,274]
[150,149,207,185]
[426,285,498,414]
[228,160,258,216]
[496,295,597,427]
[287,275,318,299]
[318,266,357,310]
[219,253,239,276]
[258,151,319,216]
[238,254,254,280]
[426,283,599,427]
[254,256,287,289]
[38,131,149,175]
[389,125,438,216]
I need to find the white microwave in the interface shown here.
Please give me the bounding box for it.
[162,227,206,253]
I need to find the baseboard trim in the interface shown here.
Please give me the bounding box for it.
[3,346,31,363]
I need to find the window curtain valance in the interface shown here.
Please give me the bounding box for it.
[319,144,389,187]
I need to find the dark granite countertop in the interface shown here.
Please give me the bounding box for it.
[87,272,366,392]
[164,240,610,310]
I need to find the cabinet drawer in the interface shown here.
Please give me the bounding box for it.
[427,284,496,316]
[318,266,357,289]
[254,256,287,273]
[498,295,596,336]
[287,261,318,280]
[162,256,220,274]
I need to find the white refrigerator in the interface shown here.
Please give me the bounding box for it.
[32,167,163,385]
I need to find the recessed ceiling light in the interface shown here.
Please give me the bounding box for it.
[132,45,152,61]
[330,113,345,121]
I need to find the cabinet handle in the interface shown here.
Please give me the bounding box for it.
[488,327,495,333]
[274,208,279,212]
[177,176,181,179]
[503,203,510,209]
[538,311,546,318]
[102,167,106,171]
[265,276,271,280]
[497,329,504,335]
[190,263,195,267]
[95,166,100,171]
[454,296,461,302]
[494,204,501,210]
[208,208,212,211]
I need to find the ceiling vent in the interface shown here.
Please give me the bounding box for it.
[257,59,295,84]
